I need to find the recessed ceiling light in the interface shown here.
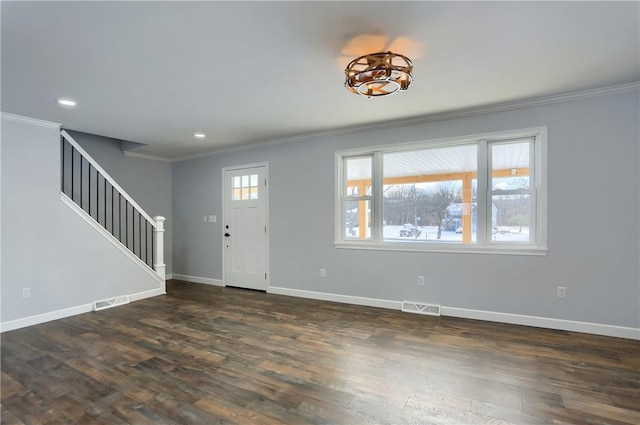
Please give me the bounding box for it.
[57,98,77,107]
[194,133,206,139]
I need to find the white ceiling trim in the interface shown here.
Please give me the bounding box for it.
[123,151,173,163]
[172,82,639,163]
[1,112,60,129]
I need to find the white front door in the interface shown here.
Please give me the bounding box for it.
[223,165,268,291]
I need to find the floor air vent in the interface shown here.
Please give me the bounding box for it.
[93,295,130,311]
[401,301,441,316]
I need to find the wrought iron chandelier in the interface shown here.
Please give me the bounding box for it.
[345,51,413,97]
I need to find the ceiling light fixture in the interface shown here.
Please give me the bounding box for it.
[345,51,413,97]
[57,98,77,107]
[194,133,206,139]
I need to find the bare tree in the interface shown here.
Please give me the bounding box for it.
[511,178,529,233]
[425,183,461,239]
[383,185,419,225]
[494,177,529,233]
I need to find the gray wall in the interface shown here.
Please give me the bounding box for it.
[66,131,173,274]
[172,89,640,328]
[1,116,162,322]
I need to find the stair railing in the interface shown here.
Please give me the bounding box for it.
[60,130,165,280]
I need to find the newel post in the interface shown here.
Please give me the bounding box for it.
[153,216,166,287]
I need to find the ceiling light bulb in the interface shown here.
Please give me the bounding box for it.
[57,98,77,107]
[194,133,206,139]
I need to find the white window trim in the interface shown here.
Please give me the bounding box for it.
[334,127,548,256]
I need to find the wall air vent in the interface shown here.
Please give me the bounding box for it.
[401,301,441,316]
[93,295,130,311]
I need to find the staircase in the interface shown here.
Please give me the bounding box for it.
[59,130,166,287]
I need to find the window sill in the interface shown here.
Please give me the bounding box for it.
[334,241,548,256]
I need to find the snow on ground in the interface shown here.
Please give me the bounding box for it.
[346,225,529,243]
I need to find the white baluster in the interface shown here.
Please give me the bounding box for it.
[153,216,166,288]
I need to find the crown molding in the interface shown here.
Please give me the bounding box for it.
[123,150,173,163]
[173,82,639,162]
[1,112,60,129]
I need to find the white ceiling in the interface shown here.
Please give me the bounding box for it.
[2,1,638,159]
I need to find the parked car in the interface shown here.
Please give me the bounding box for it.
[455,227,463,234]
[400,223,421,237]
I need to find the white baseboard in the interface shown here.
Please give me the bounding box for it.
[0,287,165,333]
[171,274,224,287]
[267,286,403,310]
[4,280,637,340]
[128,287,166,302]
[165,273,174,280]
[441,307,640,340]
[0,303,93,333]
[266,286,639,340]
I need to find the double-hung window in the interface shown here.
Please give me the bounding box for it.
[336,128,547,254]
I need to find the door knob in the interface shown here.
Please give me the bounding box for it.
[224,233,231,237]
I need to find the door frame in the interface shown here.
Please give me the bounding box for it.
[221,162,270,289]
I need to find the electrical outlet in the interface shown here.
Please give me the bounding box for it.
[418,276,425,286]
[209,215,216,223]
[22,287,31,298]
[320,268,326,278]
[557,286,566,298]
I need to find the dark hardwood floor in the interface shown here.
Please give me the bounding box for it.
[2,280,639,425]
